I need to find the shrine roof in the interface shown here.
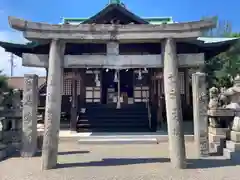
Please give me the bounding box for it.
[62,2,173,25]
[63,17,173,25]
[1,0,238,58]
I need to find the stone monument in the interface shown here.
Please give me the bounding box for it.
[21,74,38,157]
[192,72,209,157]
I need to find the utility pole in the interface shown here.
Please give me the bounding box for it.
[9,53,14,77]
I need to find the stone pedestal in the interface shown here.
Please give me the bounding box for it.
[162,38,186,169]
[208,127,227,155]
[224,131,240,162]
[207,109,234,155]
[21,74,38,157]
[192,72,209,157]
[41,40,65,170]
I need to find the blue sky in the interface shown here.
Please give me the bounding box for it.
[0,0,239,76]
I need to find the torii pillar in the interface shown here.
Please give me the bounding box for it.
[41,39,65,170]
[162,38,186,169]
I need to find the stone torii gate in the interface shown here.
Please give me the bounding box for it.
[8,16,216,170]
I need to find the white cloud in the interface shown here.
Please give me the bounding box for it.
[0,31,46,77]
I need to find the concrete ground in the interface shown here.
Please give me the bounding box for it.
[0,142,240,180]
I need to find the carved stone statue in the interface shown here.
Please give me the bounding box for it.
[223,75,240,131]
[208,87,219,109]
[208,87,219,127]
[219,87,229,107]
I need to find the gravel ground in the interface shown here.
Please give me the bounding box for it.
[0,142,239,180]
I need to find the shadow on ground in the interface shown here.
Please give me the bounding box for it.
[9,150,90,158]
[56,157,169,169]
[56,157,240,169]
[187,158,239,169]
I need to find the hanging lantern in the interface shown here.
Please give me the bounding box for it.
[106,68,109,72]
[95,72,100,87]
[137,69,143,80]
[114,70,118,82]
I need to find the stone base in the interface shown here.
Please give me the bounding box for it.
[230,131,240,142]
[208,128,227,156]
[208,127,228,136]
[209,133,226,143]
[209,138,225,155]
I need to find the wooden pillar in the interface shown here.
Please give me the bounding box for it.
[157,78,164,130]
[162,38,186,169]
[41,39,65,170]
[79,69,85,107]
[70,69,78,131]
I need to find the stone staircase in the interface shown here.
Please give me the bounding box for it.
[76,103,150,132]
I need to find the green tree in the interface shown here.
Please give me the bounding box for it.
[214,34,240,88]
[202,16,240,88]
[0,71,14,108]
[0,71,9,92]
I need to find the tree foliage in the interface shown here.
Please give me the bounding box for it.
[202,16,240,88]
[0,71,9,92]
[0,71,14,108]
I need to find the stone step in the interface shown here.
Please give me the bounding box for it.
[223,148,240,162]
[78,138,158,144]
[226,141,240,151]
[209,141,224,155]
[77,134,194,144]
[37,131,194,143]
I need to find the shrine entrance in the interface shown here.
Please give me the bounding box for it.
[101,69,134,104]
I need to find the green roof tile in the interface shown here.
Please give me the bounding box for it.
[109,0,121,4]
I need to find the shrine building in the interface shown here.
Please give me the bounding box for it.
[0,0,238,132]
